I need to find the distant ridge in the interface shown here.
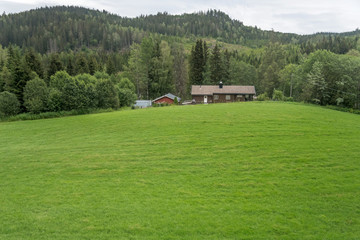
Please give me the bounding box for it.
[0,6,358,53]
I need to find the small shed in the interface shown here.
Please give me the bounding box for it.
[152,93,181,104]
[134,100,152,108]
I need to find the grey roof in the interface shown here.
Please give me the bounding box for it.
[153,93,181,102]
[191,85,256,95]
[134,100,152,108]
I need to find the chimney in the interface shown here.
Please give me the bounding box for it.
[219,81,223,89]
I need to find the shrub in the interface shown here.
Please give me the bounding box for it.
[96,79,119,109]
[272,89,284,101]
[174,97,178,105]
[118,77,136,92]
[257,93,269,101]
[47,88,63,112]
[118,88,137,107]
[24,78,49,113]
[0,91,20,117]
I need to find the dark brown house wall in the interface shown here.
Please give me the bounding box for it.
[192,95,214,103]
[192,95,203,103]
[192,94,254,103]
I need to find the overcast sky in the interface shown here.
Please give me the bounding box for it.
[1,0,359,35]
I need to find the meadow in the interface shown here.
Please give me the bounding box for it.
[0,102,359,239]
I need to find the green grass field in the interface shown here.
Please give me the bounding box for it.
[1,102,360,239]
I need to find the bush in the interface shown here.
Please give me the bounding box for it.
[96,79,119,109]
[174,97,178,105]
[24,78,49,113]
[47,88,63,112]
[0,91,20,117]
[272,89,284,101]
[118,88,137,107]
[118,77,136,92]
[257,93,269,101]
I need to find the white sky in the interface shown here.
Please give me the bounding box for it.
[1,0,359,35]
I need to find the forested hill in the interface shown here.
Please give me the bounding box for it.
[2,5,356,54]
[0,6,296,53]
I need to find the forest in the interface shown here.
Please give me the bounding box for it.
[0,6,360,117]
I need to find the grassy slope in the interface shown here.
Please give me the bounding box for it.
[0,102,359,239]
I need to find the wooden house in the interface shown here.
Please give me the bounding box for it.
[191,82,256,104]
[152,93,181,104]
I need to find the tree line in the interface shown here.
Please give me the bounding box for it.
[0,44,136,117]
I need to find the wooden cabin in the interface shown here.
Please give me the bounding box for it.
[191,82,256,104]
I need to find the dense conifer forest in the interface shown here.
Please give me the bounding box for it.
[0,6,359,117]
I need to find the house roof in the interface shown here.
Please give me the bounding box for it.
[191,85,256,95]
[134,100,152,107]
[152,93,181,102]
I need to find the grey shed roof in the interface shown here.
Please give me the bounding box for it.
[153,93,181,102]
[134,100,152,108]
[191,85,256,95]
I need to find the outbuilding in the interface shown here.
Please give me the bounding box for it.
[152,93,181,104]
[134,100,152,108]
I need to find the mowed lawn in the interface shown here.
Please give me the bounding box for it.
[0,102,359,239]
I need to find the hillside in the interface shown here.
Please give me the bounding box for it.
[1,102,359,239]
[0,6,292,53]
[0,6,359,54]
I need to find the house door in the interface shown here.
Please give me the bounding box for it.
[204,95,208,103]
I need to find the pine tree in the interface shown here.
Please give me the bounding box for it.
[88,55,98,75]
[189,39,205,85]
[106,55,116,75]
[66,57,76,76]
[47,53,63,79]
[75,53,89,74]
[210,44,223,84]
[24,48,43,78]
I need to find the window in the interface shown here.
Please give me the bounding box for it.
[226,95,231,100]
[214,95,219,100]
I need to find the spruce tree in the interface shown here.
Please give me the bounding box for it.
[47,53,63,79]
[189,39,205,85]
[24,48,43,79]
[210,44,223,84]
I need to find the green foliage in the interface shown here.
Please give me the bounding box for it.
[257,93,269,101]
[118,77,136,92]
[75,53,89,75]
[96,79,119,109]
[47,53,63,78]
[272,89,285,101]
[229,58,257,85]
[173,97,178,104]
[189,39,206,85]
[210,44,223,84]
[47,88,62,112]
[0,66,11,92]
[117,88,137,107]
[172,43,188,98]
[0,91,20,116]
[23,78,49,113]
